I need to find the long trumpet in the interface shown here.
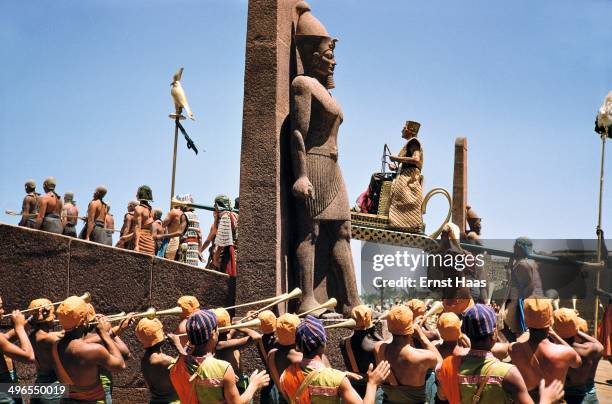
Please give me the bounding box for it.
[91,306,183,324]
[238,288,302,323]
[3,292,91,318]
[224,293,289,311]
[324,318,356,330]
[422,301,444,320]
[297,298,337,318]
[175,318,261,338]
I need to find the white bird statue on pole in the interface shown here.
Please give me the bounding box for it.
[170,67,195,121]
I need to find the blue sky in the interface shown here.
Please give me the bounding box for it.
[1,1,611,276]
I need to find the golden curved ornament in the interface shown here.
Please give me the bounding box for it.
[421,187,452,239]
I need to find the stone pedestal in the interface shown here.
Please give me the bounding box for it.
[236,0,300,313]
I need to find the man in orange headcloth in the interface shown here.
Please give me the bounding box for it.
[280,315,390,404]
[374,305,441,403]
[509,298,581,401]
[136,318,182,404]
[27,298,64,404]
[340,305,384,399]
[174,296,200,347]
[0,297,35,404]
[214,308,261,394]
[83,304,132,403]
[407,299,439,343]
[554,308,603,404]
[435,312,468,360]
[53,295,126,403]
[254,310,279,402]
[169,309,269,403]
[268,313,302,403]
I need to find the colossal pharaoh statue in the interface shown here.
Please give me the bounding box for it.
[290,1,360,315]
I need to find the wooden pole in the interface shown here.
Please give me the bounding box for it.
[594,132,606,338]
[170,121,179,209]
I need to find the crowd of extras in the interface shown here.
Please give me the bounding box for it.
[17,178,239,275]
[0,291,608,404]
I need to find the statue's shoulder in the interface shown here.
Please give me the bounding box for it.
[291,75,317,91]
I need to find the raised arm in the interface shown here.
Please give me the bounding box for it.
[87,317,126,372]
[0,311,34,363]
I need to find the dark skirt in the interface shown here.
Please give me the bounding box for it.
[42,214,64,234]
[62,223,77,238]
[79,221,108,245]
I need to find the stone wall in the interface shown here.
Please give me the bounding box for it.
[0,224,230,402]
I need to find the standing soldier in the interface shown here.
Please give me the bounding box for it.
[133,185,156,255]
[20,179,39,228]
[79,186,108,244]
[104,204,114,246]
[61,192,79,238]
[34,177,63,234]
[116,200,138,249]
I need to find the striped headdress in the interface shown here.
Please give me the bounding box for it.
[296,315,327,354]
[461,304,496,338]
[186,309,217,345]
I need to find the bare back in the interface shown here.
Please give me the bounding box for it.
[31,329,60,374]
[510,338,581,391]
[135,205,153,230]
[380,341,437,387]
[105,214,114,231]
[63,203,79,225]
[42,192,63,216]
[88,200,107,223]
[141,351,176,399]
[164,208,184,235]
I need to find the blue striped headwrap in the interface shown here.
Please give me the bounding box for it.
[186,309,217,345]
[296,315,327,354]
[461,304,496,338]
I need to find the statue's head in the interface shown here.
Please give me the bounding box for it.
[402,121,421,139]
[296,1,338,89]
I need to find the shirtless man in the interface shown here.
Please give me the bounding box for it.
[435,312,469,360]
[133,185,156,255]
[509,298,581,401]
[151,209,164,255]
[0,298,35,404]
[267,313,302,402]
[437,304,564,404]
[116,200,138,249]
[213,308,262,394]
[34,177,63,234]
[340,305,384,398]
[374,305,441,404]
[159,203,187,260]
[53,296,126,403]
[20,179,39,228]
[280,315,391,404]
[104,205,114,246]
[79,186,108,244]
[61,192,79,238]
[169,309,269,404]
[174,296,200,347]
[553,308,603,404]
[135,318,181,403]
[27,298,65,404]
[83,305,132,403]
